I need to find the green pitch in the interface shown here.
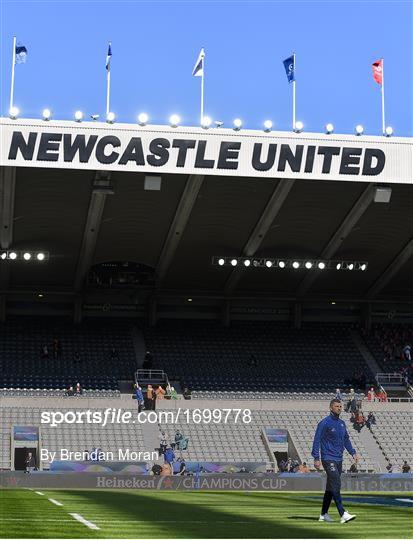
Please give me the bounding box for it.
[0,490,412,538]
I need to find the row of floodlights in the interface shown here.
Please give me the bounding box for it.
[213,257,368,271]
[7,108,395,136]
[0,251,49,261]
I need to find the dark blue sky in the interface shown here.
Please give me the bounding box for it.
[1,0,412,135]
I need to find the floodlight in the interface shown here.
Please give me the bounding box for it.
[106,112,116,123]
[325,123,334,134]
[9,106,19,119]
[138,112,149,125]
[169,114,181,127]
[8,252,17,260]
[294,121,303,133]
[348,263,354,270]
[336,263,342,270]
[218,258,225,266]
[263,120,273,132]
[36,253,45,261]
[278,261,286,268]
[187,298,193,302]
[318,261,326,270]
[0,252,7,260]
[42,108,52,120]
[355,124,364,135]
[244,259,251,267]
[292,261,300,269]
[23,252,32,261]
[233,118,242,130]
[230,258,238,266]
[305,261,313,269]
[360,263,367,271]
[74,110,84,122]
[265,260,273,268]
[201,116,212,129]
[385,126,394,137]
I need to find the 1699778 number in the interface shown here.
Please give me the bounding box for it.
[181,408,252,424]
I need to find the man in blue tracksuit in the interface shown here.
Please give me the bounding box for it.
[312,398,359,523]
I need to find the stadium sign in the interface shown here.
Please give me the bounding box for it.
[1,119,412,184]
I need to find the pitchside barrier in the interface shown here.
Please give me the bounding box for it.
[1,471,412,491]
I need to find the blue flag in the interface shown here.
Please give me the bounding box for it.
[106,43,112,71]
[283,55,295,83]
[15,44,27,64]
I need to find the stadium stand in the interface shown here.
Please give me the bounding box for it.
[368,410,413,468]
[362,323,413,375]
[143,320,375,394]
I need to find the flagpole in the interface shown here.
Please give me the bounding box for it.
[106,42,111,116]
[10,36,16,112]
[292,53,296,130]
[200,53,205,124]
[381,57,385,134]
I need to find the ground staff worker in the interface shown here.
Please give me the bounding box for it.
[311,398,359,524]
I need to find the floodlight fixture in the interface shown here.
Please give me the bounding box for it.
[278,261,286,268]
[360,263,367,271]
[355,124,364,135]
[336,263,342,270]
[294,121,303,133]
[42,108,52,121]
[263,120,273,132]
[233,118,242,130]
[305,261,313,269]
[318,261,326,270]
[348,263,354,270]
[218,258,225,266]
[74,110,84,122]
[265,260,273,268]
[244,259,251,267]
[138,112,149,125]
[325,123,334,134]
[9,106,19,119]
[201,116,212,129]
[169,114,181,127]
[0,251,7,260]
[23,252,32,261]
[292,261,300,269]
[106,112,116,123]
[36,252,45,261]
[187,298,193,302]
[385,126,394,137]
[230,258,238,266]
[8,252,17,260]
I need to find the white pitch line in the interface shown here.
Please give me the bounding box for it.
[35,491,44,496]
[69,513,100,530]
[48,498,63,506]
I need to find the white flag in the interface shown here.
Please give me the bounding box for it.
[192,48,205,77]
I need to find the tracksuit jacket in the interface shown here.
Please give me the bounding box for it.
[311,412,356,462]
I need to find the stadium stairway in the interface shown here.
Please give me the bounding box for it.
[131,325,146,368]
[345,414,388,472]
[350,330,382,375]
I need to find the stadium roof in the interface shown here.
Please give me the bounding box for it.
[1,118,412,305]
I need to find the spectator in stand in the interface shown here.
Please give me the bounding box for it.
[335,389,343,401]
[156,385,166,400]
[298,462,310,473]
[25,452,36,474]
[41,345,49,358]
[143,350,153,369]
[134,383,144,412]
[353,411,365,433]
[164,446,175,475]
[53,338,61,359]
[403,344,412,363]
[145,385,154,410]
[159,432,168,456]
[278,459,287,472]
[402,461,411,473]
[376,389,388,402]
[183,387,192,400]
[346,389,357,413]
[75,382,82,395]
[365,412,376,431]
[367,387,376,402]
[177,458,187,475]
[151,463,162,476]
[65,385,74,396]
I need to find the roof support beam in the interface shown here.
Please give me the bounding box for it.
[74,172,113,292]
[366,238,413,299]
[224,179,295,294]
[0,167,17,303]
[296,183,376,297]
[156,174,204,284]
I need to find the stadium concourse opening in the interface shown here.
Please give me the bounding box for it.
[0,118,412,540]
